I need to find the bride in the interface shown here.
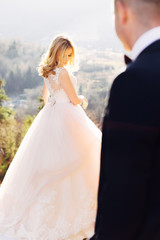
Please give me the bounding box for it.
[0,35,102,240]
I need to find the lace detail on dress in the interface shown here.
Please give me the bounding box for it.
[36,189,96,240]
[44,67,63,96]
[44,67,77,104]
[0,189,96,240]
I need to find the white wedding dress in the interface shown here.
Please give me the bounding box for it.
[0,67,102,240]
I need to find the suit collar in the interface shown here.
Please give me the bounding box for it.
[131,26,160,60]
[125,40,160,70]
[137,39,160,59]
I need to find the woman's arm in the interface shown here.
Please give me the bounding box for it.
[42,81,49,104]
[58,68,88,106]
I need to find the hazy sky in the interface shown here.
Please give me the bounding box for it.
[0,0,122,49]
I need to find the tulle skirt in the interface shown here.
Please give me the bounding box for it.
[0,101,102,240]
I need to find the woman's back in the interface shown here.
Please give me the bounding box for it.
[44,67,77,104]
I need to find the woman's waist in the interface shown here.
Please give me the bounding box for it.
[47,95,70,103]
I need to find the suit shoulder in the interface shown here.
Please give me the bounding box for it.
[111,70,136,95]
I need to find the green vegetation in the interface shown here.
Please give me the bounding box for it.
[0,79,35,183]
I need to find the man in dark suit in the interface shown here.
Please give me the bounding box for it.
[90,0,160,239]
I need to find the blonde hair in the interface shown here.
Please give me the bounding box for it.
[38,35,75,78]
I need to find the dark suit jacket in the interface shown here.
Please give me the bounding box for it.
[91,40,160,240]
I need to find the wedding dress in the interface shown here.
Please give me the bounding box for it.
[0,67,102,240]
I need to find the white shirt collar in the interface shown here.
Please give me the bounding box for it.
[131,26,160,60]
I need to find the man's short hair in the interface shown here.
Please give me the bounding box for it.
[115,0,160,18]
[118,0,160,4]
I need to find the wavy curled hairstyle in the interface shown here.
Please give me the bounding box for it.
[38,36,75,78]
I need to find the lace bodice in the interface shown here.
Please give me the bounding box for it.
[44,67,77,104]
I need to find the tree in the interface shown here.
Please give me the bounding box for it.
[37,95,44,112]
[7,41,19,59]
[0,79,9,105]
[0,79,14,121]
[0,79,38,183]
